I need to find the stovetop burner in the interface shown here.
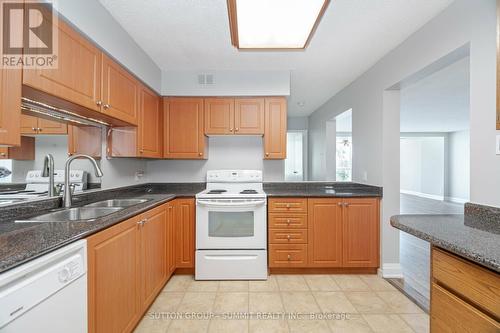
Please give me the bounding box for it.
[207,189,228,194]
[240,189,258,194]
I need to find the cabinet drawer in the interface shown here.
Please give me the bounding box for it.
[269,244,307,267]
[268,198,307,213]
[268,214,307,229]
[431,283,500,332]
[269,229,308,244]
[432,247,500,316]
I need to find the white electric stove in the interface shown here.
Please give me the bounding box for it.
[195,170,268,280]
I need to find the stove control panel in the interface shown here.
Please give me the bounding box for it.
[207,170,262,183]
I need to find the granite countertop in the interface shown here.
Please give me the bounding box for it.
[391,203,500,273]
[263,182,383,198]
[0,183,203,274]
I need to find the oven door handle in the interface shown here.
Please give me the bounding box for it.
[196,199,266,208]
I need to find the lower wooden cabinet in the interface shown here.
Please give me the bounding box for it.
[166,203,176,276]
[174,198,196,268]
[269,197,380,269]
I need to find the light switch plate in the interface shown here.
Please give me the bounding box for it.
[496,134,500,155]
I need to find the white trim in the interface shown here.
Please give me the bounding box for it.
[444,196,468,204]
[378,263,403,278]
[400,190,444,201]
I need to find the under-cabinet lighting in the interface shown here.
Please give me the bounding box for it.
[227,0,329,49]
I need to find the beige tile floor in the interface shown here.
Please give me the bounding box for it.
[134,274,428,333]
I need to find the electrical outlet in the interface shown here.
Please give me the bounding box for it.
[135,171,144,181]
[496,134,500,155]
[363,171,368,182]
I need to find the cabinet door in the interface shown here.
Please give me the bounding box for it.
[0,148,8,159]
[138,86,162,158]
[166,203,176,277]
[0,66,21,146]
[140,207,167,310]
[68,125,102,158]
[174,198,195,268]
[87,215,141,333]
[204,98,234,135]
[101,55,139,125]
[307,198,343,267]
[342,198,379,267]
[235,98,264,135]
[264,97,287,159]
[163,98,206,159]
[1,136,35,160]
[38,118,68,134]
[22,20,102,112]
[20,115,39,135]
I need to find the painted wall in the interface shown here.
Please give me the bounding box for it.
[400,137,445,199]
[447,130,470,202]
[288,117,309,131]
[56,0,162,92]
[308,0,498,272]
[162,70,290,96]
[146,136,284,182]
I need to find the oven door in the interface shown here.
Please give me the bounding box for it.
[196,198,267,250]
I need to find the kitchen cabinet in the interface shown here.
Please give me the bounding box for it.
[166,203,176,276]
[108,85,162,158]
[431,247,500,332]
[140,206,168,310]
[0,66,22,146]
[204,98,265,135]
[21,115,67,135]
[68,125,102,158]
[23,19,102,113]
[268,197,380,270]
[342,198,379,267]
[0,136,35,160]
[264,97,287,159]
[87,204,171,333]
[87,214,142,333]
[174,198,196,268]
[307,198,343,267]
[204,98,234,135]
[101,55,139,126]
[163,98,206,159]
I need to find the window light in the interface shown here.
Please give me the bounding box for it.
[227,0,330,49]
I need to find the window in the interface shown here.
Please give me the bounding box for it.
[335,109,352,181]
[285,131,305,181]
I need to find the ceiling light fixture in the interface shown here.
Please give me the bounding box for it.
[227,0,330,50]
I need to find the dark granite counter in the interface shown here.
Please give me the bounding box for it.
[0,183,204,274]
[264,182,382,198]
[391,203,500,273]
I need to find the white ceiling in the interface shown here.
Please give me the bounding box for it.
[401,56,470,133]
[98,0,454,117]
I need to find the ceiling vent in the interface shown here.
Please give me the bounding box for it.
[198,73,215,85]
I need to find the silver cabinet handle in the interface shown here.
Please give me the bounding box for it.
[96,100,102,106]
[235,128,239,131]
[32,127,36,132]
[287,235,291,241]
[343,203,349,207]
[286,219,291,225]
[287,254,291,261]
[37,128,42,132]
[338,202,343,206]
[103,104,110,110]
[0,152,6,157]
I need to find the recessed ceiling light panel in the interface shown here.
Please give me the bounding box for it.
[228,0,329,49]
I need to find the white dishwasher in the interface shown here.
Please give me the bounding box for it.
[0,240,87,333]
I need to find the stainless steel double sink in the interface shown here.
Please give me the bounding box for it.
[16,199,150,223]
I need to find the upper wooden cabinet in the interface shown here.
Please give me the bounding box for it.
[0,136,35,160]
[204,98,234,135]
[164,98,206,159]
[138,86,162,158]
[101,55,139,125]
[21,115,67,135]
[23,20,102,113]
[342,198,379,267]
[264,97,287,159]
[204,97,264,135]
[235,98,265,135]
[0,66,22,146]
[68,125,102,159]
[308,198,343,267]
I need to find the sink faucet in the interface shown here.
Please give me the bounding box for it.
[63,154,103,208]
[41,154,55,197]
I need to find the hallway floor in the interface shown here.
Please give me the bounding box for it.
[134,274,427,333]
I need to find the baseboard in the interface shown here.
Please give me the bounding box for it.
[444,196,468,204]
[400,190,444,201]
[378,263,403,278]
[269,267,378,275]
